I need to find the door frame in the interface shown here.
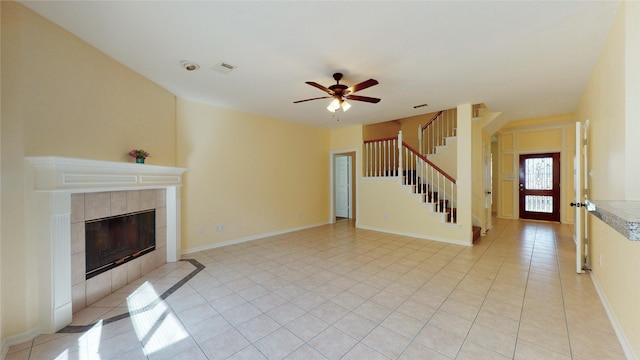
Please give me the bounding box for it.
[334,155,352,218]
[518,152,561,222]
[330,148,358,223]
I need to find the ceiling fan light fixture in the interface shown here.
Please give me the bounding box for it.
[327,98,341,112]
[341,100,351,112]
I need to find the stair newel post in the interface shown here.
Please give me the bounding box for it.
[398,131,403,185]
[434,114,438,148]
[446,109,450,138]
[418,124,423,156]
[451,180,456,224]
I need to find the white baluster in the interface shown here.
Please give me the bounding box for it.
[368,143,372,177]
[376,142,379,177]
[366,143,370,177]
[378,142,382,177]
[393,139,396,176]
[374,142,378,177]
[381,141,385,177]
[369,142,372,177]
[398,131,403,184]
[385,140,389,176]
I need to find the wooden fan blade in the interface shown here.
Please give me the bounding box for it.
[348,79,378,94]
[293,96,331,104]
[346,94,381,103]
[305,81,334,95]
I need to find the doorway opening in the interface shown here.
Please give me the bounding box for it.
[332,151,356,222]
[519,152,560,222]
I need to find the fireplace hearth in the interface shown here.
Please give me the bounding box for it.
[85,210,156,279]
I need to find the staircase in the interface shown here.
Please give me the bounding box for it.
[402,169,457,224]
[364,130,458,227]
[359,105,492,245]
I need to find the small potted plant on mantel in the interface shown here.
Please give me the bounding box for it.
[128,149,150,164]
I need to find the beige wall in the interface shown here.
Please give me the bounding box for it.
[495,114,576,223]
[330,125,363,151]
[176,98,331,253]
[590,218,640,358]
[0,0,3,349]
[1,1,176,346]
[330,125,363,222]
[363,111,440,150]
[576,2,640,358]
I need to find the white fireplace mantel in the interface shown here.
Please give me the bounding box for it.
[25,157,186,333]
[26,156,186,192]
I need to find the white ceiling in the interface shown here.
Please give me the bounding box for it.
[20,1,620,129]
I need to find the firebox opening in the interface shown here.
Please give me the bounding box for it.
[85,209,156,279]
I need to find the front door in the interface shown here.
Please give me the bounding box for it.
[519,153,560,222]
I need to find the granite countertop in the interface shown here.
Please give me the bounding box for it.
[586,200,640,241]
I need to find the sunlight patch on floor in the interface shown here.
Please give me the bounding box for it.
[127,281,188,356]
[78,320,103,360]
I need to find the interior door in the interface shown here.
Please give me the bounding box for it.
[335,155,351,218]
[572,120,589,273]
[483,143,493,233]
[519,153,561,221]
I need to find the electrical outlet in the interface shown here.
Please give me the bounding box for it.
[198,227,204,235]
[215,224,224,232]
[599,254,602,266]
[298,212,302,219]
[384,214,388,221]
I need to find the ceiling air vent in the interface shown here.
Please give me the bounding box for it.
[213,62,237,74]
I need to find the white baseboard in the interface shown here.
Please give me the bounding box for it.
[1,326,42,360]
[590,272,637,360]
[356,224,471,246]
[181,222,330,255]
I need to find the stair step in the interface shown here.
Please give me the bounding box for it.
[401,169,457,225]
[445,207,457,223]
[472,226,481,243]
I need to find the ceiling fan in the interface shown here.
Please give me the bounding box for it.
[294,73,380,112]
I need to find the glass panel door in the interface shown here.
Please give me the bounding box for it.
[519,153,560,221]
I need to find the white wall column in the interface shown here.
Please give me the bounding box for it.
[457,104,474,244]
[35,191,73,333]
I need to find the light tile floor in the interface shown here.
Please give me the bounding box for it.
[6,218,627,359]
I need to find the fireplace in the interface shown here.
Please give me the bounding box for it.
[25,156,186,333]
[85,209,156,279]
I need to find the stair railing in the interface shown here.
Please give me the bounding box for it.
[364,131,457,224]
[402,142,458,224]
[418,108,457,156]
[363,136,398,177]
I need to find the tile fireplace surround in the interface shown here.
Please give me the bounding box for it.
[24,157,186,334]
[70,189,167,314]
